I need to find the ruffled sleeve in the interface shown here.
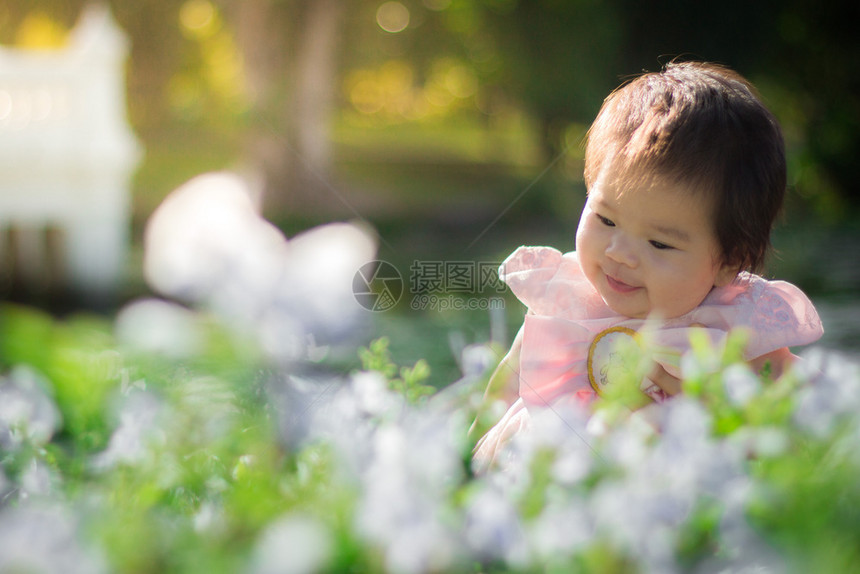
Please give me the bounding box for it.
[499,246,564,315]
[624,274,823,385]
[686,272,823,359]
[500,246,613,320]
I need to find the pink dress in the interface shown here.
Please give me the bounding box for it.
[474,246,824,464]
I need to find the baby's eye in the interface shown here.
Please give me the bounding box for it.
[597,214,615,227]
[649,240,674,250]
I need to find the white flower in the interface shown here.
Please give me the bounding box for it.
[269,373,352,452]
[251,513,333,574]
[114,298,204,359]
[722,363,762,407]
[660,397,712,451]
[527,499,591,564]
[351,370,401,418]
[18,458,60,501]
[696,513,787,574]
[0,366,61,450]
[92,390,164,470]
[382,519,461,574]
[729,426,789,458]
[462,485,528,564]
[0,503,107,574]
[798,347,860,396]
[175,375,240,443]
[192,501,225,535]
[142,171,378,363]
[352,410,468,574]
[143,171,287,311]
[793,349,860,438]
[589,478,681,573]
[0,470,9,501]
[273,221,378,347]
[603,422,653,474]
[459,343,498,378]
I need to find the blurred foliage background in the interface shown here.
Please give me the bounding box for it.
[2,0,859,381]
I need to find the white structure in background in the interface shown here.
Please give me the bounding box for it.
[0,4,141,298]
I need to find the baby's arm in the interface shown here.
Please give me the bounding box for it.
[482,325,524,405]
[648,346,796,398]
[468,326,523,438]
[749,346,795,380]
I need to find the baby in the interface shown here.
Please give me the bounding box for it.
[474,61,823,465]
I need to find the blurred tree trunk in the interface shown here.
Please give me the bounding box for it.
[233,0,285,112]
[294,0,343,181]
[231,0,345,218]
[232,0,289,210]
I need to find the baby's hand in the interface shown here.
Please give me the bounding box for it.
[640,322,706,403]
[641,363,680,402]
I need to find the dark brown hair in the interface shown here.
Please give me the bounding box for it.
[583,61,786,273]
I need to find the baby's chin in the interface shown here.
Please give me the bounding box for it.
[601,299,647,320]
[603,300,694,321]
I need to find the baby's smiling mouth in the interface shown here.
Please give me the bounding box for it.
[606,274,641,294]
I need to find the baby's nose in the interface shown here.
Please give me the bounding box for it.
[605,234,639,267]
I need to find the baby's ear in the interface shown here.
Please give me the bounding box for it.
[714,260,740,287]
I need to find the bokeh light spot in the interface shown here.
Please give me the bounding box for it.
[14,13,68,49]
[445,64,478,99]
[180,0,218,38]
[376,2,410,34]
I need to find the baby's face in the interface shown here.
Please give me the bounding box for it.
[576,164,737,319]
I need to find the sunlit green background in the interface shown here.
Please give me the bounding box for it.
[2,0,858,385]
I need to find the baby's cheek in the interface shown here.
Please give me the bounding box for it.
[574,220,590,251]
[646,255,676,280]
